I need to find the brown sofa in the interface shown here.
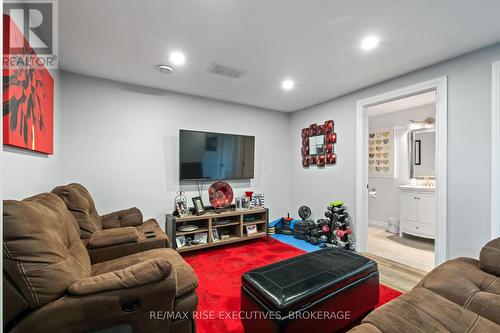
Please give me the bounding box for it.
[349,238,500,332]
[52,183,169,263]
[3,193,198,333]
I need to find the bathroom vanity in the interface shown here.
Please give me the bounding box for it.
[399,185,436,239]
[398,125,437,239]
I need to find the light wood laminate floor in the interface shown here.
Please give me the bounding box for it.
[360,252,428,293]
[367,225,435,272]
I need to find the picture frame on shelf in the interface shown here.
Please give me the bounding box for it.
[176,201,189,218]
[192,196,206,215]
[176,235,186,248]
[211,228,219,241]
[194,232,208,244]
[246,224,257,236]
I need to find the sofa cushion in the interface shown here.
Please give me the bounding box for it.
[87,227,140,249]
[91,248,198,296]
[480,237,500,276]
[416,257,500,325]
[68,258,172,295]
[52,183,102,239]
[3,193,91,307]
[85,219,169,263]
[8,265,180,333]
[136,218,162,233]
[3,274,31,326]
[101,207,143,229]
[360,287,499,332]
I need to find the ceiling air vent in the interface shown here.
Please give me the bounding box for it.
[207,62,246,79]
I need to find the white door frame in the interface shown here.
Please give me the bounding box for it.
[492,61,500,239]
[356,77,448,265]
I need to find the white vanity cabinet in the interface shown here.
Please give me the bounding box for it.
[399,185,436,239]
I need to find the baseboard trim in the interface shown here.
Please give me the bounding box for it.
[368,219,388,228]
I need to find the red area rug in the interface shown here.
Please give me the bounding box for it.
[182,238,401,333]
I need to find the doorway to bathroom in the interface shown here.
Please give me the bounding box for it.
[366,91,436,272]
[355,77,448,272]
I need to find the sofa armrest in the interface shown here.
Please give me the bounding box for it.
[88,227,139,249]
[68,258,172,296]
[101,207,143,229]
[12,266,182,333]
[480,237,500,276]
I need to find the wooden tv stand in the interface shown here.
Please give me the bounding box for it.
[166,208,269,252]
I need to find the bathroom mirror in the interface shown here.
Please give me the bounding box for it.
[309,135,325,155]
[409,129,436,178]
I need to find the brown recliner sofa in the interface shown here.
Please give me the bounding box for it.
[3,193,198,333]
[349,238,500,332]
[52,183,169,263]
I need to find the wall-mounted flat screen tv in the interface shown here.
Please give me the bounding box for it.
[179,130,255,180]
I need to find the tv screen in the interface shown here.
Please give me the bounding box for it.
[179,130,255,180]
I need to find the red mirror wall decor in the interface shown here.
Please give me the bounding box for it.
[301,120,337,167]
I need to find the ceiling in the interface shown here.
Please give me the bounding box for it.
[368,91,436,117]
[59,0,500,112]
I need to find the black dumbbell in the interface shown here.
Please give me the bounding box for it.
[309,236,320,245]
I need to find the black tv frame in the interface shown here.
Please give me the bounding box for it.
[179,129,255,181]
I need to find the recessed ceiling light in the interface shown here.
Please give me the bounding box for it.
[361,36,379,51]
[156,64,174,73]
[169,52,186,66]
[281,79,295,90]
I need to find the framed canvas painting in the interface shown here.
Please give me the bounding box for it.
[3,14,54,154]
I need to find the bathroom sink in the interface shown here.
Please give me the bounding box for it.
[399,184,436,192]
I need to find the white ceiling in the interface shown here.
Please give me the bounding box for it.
[368,91,436,117]
[59,0,500,112]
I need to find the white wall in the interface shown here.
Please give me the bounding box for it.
[368,104,435,226]
[2,70,63,199]
[60,72,291,225]
[290,44,500,259]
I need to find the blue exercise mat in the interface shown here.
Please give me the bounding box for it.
[272,234,321,252]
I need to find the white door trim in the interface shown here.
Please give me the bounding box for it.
[356,77,448,265]
[492,61,500,239]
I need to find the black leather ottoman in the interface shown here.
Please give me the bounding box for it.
[241,248,379,333]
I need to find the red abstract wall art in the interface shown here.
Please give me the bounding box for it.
[301,120,337,167]
[3,14,54,154]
